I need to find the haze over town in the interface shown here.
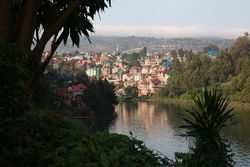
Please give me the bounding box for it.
[93,0,250,38]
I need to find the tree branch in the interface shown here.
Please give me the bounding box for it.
[35,26,40,43]
[28,30,66,88]
[29,0,81,63]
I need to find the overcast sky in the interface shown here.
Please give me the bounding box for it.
[93,0,250,38]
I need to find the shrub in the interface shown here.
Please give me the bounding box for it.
[242,77,250,103]
[82,79,118,112]
[0,109,172,167]
[0,42,28,118]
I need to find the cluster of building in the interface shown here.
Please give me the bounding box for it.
[50,50,174,97]
[45,48,218,109]
[49,80,87,109]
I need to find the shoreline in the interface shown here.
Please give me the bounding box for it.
[118,97,250,111]
[149,98,250,111]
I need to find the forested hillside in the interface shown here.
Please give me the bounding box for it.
[159,33,250,103]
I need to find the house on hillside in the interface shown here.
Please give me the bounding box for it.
[206,50,218,59]
[122,73,133,82]
[86,65,102,78]
[100,54,111,65]
[72,83,87,108]
[138,81,150,96]
[162,60,172,75]
[130,66,141,74]
[112,66,119,74]
[54,87,72,107]
[134,73,141,82]
[162,60,172,68]
[142,66,150,74]
[102,66,112,77]
[75,60,87,69]
[149,78,162,94]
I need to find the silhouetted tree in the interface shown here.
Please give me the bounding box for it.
[73,70,89,84]
[0,0,111,88]
[82,79,118,112]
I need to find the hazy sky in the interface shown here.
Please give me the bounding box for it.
[93,0,250,38]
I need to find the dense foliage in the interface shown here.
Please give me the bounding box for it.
[0,42,173,167]
[0,110,173,167]
[82,79,118,112]
[0,0,112,88]
[124,86,139,99]
[159,33,250,103]
[0,42,28,118]
[122,53,141,68]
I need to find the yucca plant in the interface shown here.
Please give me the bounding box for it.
[181,88,234,138]
[179,88,235,167]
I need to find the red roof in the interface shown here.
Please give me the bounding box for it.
[163,68,170,74]
[151,78,161,85]
[72,84,87,91]
[132,66,140,69]
[140,81,149,85]
[76,60,87,66]
[127,74,132,77]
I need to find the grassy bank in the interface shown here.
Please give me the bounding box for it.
[151,97,250,111]
[118,96,150,102]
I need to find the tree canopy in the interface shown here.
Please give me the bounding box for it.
[159,33,250,102]
[0,0,111,88]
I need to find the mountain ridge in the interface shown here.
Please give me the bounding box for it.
[51,36,234,54]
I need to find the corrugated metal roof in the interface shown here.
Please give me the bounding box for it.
[207,50,218,57]
[162,61,172,67]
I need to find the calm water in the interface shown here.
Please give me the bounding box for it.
[108,102,250,167]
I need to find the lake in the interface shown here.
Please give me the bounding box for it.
[108,102,250,167]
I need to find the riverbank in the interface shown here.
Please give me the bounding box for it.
[118,96,150,102]
[118,96,250,111]
[150,97,250,111]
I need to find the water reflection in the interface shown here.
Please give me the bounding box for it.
[109,102,250,166]
[223,110,250,167]
[110,102,189,159]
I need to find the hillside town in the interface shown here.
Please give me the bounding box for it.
[45,47,218,109]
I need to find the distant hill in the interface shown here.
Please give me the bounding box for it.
[51,36,234,54]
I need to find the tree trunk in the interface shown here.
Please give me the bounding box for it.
[28,31,66,88]
[28,0,81,88]
[0,0,12,41]
[17,0,42,52]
